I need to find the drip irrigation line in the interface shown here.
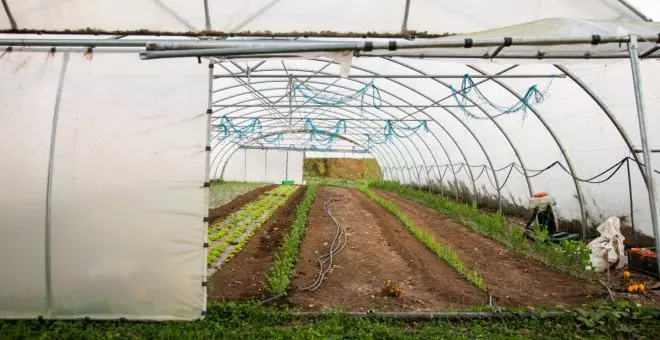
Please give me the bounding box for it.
[260,293,284,305]
[300,189,348,291]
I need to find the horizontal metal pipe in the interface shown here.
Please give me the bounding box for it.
[212,104,472,108]
[3,46,145,53]
[213,74,565,79]
[218,116,431,121]
[362,53,658,59]
[239,145,370,153]
[3,35,657,50]
[140,42,365,59]
[633,148,660,153]
[140,35,658,60]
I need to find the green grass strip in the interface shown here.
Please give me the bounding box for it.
[267,184,318,295]
[358,186,488,291]
[2,301,659,338]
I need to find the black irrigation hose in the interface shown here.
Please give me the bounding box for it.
[260,293,284,305]
[300,189,348,292]
[293,310,660,321]
[384,156,658,187]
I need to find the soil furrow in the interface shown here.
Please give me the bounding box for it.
[373,189,604,307]
[286,187,487,312]
[209,186,306,301]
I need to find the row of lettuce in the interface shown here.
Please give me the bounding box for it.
[211,179,592,297]
[207,185,298,267]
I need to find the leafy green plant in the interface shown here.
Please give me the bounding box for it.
[207,185,299,267]
[267,184,318,295]
[209,181,270,208]
[359,186,487,291]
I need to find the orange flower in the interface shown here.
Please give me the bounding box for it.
[639,284,646,292]
[623,271,631,279]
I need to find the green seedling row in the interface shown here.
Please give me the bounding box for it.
[369,181,593,279]
[207,185,299,267]
[359,186,488,291]
[267,184,317,295]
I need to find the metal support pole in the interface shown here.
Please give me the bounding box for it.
[203,0,211,30]
[401,0,411,33]
[44,52,70,317]
[286,77,293,182]
[628,35,660,264]
[627,158,636,240]
[285,150,289,181]
[1,0,17,29]
[202,61,214,310]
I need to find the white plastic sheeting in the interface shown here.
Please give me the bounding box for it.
[219,148,304,183]
[0,52,208,319]
[364,18,660,61]
[0,0,649,33]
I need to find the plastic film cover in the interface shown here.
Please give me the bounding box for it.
[0,52,208,320]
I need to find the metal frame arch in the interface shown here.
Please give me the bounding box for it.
[383,57,535,199]
[336,59,498,204]
[211,122,407,182]
[209,120,407,183]
[211,76,447,185]
[214,128,399,182]
[208,104,412,182]
[271,63,472,193]
[209,79,427,177]
[208,92,422,184]
[554,64,648,186]
[228,132,396,182]
[210,71,441,175]
[212,64,465,190]
[467,65,588,233]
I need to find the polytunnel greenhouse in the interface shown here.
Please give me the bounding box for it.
[1,0,660,324]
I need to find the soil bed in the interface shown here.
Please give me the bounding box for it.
[208,186,306,301]
[208,184,277,225]
[374,189,606,307]
[285,187,487,312]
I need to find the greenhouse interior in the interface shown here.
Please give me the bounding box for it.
[1,0,660,328]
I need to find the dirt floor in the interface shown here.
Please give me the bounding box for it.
[285,187,488,312]
[208,186,306,301]
[373,189,607,307]
[208,184,277,225]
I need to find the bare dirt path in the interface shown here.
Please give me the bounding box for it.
[209,187,306,301]
[374,189,605,307]
[286,187,487,312]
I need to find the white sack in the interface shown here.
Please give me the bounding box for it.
[586,217,627,272]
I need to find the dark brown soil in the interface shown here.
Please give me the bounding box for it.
[285,187,487,312]
[208,186,306,301]
[374,189,606,307]
[208,184,278,225]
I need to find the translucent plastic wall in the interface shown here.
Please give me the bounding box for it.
[0,0,646,32]
[219,148,304,184]
[0,51,208,319]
